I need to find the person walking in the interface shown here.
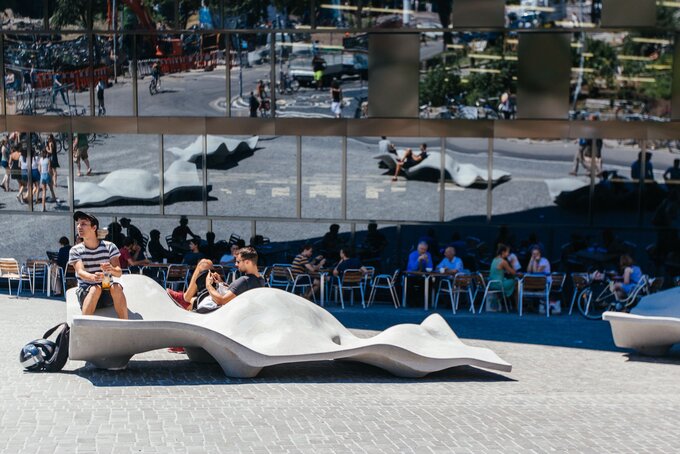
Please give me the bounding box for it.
[51,71,69,108]
[330,79,343,118]
[96,79,106,116]
[73,132,92,177]
[38,148,56,211]
[248,91,260,118]
[46,134,59,188]
[0,136,10,192]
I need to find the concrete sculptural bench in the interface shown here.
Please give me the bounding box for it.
[603,287,680,356]
[67,275,512,378]
[376,149,511,187]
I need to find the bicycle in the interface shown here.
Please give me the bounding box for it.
[277,71,300,95]
[577,274,649,320]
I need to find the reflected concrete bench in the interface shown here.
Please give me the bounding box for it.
[67,275,512,377]
[603,287,680,356]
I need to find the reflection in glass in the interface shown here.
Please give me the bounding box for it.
[93,33,132,115]
[225,1,311,29]
[302,136,342,219]
[207,135,296,218]
[570,32,674,121]
[229,32,274,118]
[657,1,680,29]
[3,33,91,116]
[347,136,440,222]
[274,32,368,119]
[137,33,226,116]
[420,33,517,119]
[0,214,72,265]
[2,4,44,31]
[444,138,490,223]
[78,133,160,215]
[505,0,596,29]
[163,135,206,216]
[492,138,590,226]
[314,0,421,29]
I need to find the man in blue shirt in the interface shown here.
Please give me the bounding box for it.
[437,246,463,275]
[407,241,433,272]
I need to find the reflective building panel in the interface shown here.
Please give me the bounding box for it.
[301,136,342,219]
[491,138,590,226]
[443,138,491,222]
[570,32,675,122]
[163,134,206,216]
[137,33,227,117]
[347,136,441,222]
[3,32,92,116]
[420,32,517,120]
[206,135,297,218]
[78,133,160,215]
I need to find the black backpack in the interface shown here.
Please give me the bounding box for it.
[24,323,70,372]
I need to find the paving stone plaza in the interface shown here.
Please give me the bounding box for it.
[2,294,679,453]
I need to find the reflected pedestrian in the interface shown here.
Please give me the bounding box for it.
[248,91,259,118]
[51,71,69,107]
[96,79,106,116]
[330,79,343,119]
[1,136,10,191]
[73,132,92,177]
[46,134,59,187]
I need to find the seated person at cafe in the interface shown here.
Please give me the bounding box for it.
[436,246,463,275]
[526,246,551,276]
[219,244,240,266]
[611,254,643,301]
[526,246,556,314]
[148,229,172,263]
[488,243,517,312]
[292,244,326,299]
[406,241,433,272]
[182,238,205,266]
[119,237,150,270]
[69,211,128,319]
[332,247,367,277]
[56,236,71,270]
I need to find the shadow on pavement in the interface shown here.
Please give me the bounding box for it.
[68,360,515,387]
[327,306,621,352]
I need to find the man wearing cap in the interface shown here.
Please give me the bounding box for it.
[68,211,128,319]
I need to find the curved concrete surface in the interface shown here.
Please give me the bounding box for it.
[67,275,512,378]
[376,151,511,186]
[603,287,680,356]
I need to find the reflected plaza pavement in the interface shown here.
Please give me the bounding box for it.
[1,293,679,453]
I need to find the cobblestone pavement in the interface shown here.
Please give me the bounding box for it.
[1,295,679,453]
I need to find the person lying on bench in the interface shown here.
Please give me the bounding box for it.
[166,248,265,313]
[197,247,266,313]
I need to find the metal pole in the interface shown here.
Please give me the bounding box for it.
[439,137,446,222]
[238,35,243,98]
[486,138,493,222]
[296,136,302,218]
[159,134,165,214]
[113,0,118,83]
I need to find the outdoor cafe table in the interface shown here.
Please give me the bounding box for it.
[401,270,455,310]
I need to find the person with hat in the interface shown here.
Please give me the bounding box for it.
[68,211,128,319]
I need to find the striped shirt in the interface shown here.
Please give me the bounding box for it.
[291,254,310,277]
[68,240,120,287]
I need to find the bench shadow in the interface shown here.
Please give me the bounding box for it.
[67,359,514,387]
[624,346,680,365]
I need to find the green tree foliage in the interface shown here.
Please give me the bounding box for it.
[419,63,461,106]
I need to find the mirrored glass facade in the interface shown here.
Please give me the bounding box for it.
[1,0,679,273]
